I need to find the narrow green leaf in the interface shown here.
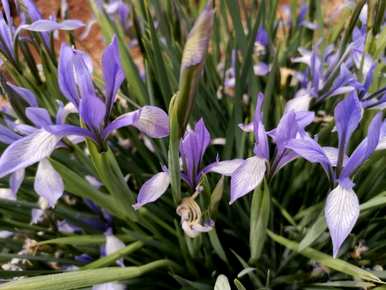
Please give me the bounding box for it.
[267,231,383,283]
[0,260,174,290]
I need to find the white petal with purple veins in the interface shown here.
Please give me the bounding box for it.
[133,172,170,209]
[230,156,266,204]
[133,106,169,138]
[325,183,359,258]
[34,159,64,208]
[204,159,244,176]
[0,129,61,178]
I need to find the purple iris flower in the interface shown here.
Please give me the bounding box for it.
[286,92,384,257]
[0,37,169,209]
[48,36,169,144]
[228,93,314,204]
[133,118,243,209]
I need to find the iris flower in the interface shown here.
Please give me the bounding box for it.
[286,92,385,257]
[0,36,169,208]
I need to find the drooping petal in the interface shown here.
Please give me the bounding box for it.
[325,180,359,257]
[341,112,383,178]
[133,172,170,209]
[102,111,138,139]
[25,107,53,128]
[10,169,25,195]
[7,83,38,107]
[34,159,64,208]
[180,118,211,186]
[0,129,61,178]
[203,159,244,176]
[230,156,266,204]
[102,36,125,114]
[47,124,95,140]
[286,137,331,175]
[334,92,362,155]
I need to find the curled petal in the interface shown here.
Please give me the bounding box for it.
[133,106,169,138]
[230,156,266,204]
[325,181,359,258]
[133,172,170,209]
[0,129,61,178]
[182,220,214,238]
[203,159,244,176]
[34,159,64,208]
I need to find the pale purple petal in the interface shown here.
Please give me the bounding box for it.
[325,180,359,258]
[58,44,79,106]
[203,159,244,176]
[230,156,266,204]
[285,137,331,175]
[92,283,125,290]
[10,169,25,195]
[133,172,170,209]
[102,111,139,139]
[56,102,77,124]
[0,129,61,178]
[25,107,53,128]
[57,220,81,233]
[133,106,169,138]
[34,159,64,208]
[334,92,362,154]
[253,63,270,76]
[21,19,84,32]
[238,122,254,132]
[0,125,21,144]
[7,83,38,107]
[341,112,383,178]
[102,36,125,114]
[322,147,347,167]
[285,93,312,113]
[31,209,44,224]
[180,118,210,186]
[47,124,95,139]
[105,234,126,267]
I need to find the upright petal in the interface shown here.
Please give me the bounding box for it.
[180,119,210,186]
[133,172,170,209]
[0,129,61,178]
[230,156,266,204]
[341,112,383,178]
[334,92,362,155]
[34,159,64,208]
[325,180,359,257]
[102,36,125,114]
[58,44,79,106]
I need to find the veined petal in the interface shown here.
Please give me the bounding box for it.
[230,156,266,204]
[0,129,61,178]
[322,147,348,167]
[203,159,244,176]
[325,180,359,258]
[133,172,170,209]
[47,124,95,139]
[133,106,169,138]
[102,111,139,139]
[25,107,53,128]
[34,159,64,208]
